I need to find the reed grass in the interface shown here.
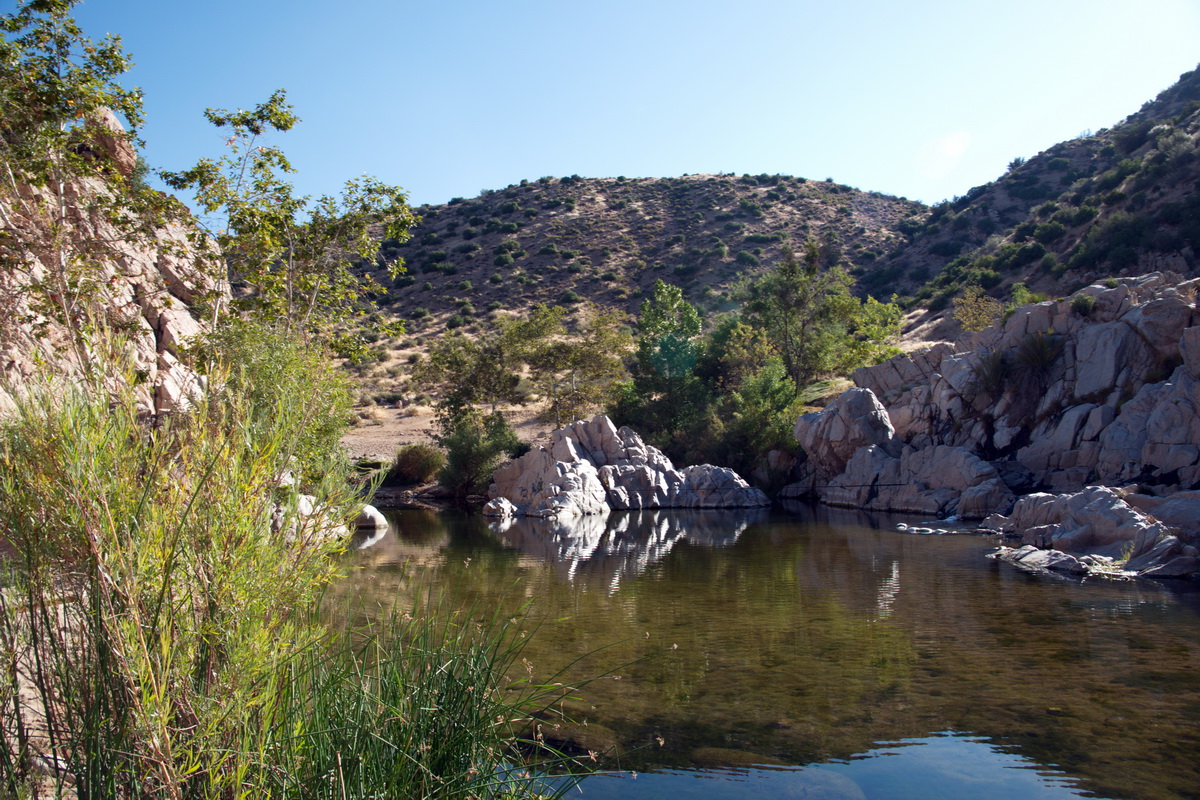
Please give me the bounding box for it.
[0,328,587,799]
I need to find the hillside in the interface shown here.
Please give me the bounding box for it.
[367,173,925,333]
[345,63,1200,424]
[898,63,1200,327]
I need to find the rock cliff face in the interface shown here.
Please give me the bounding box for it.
[0,113,224,414]
[788,273,1200,575]
[487,414,770,519]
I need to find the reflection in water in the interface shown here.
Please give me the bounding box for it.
[341,505,1200,800]
[487,508,767,593]
[578,731,1099,800]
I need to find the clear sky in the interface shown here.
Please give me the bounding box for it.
[49,0,1200,209]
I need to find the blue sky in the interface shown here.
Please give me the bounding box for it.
[52,0,1200,209]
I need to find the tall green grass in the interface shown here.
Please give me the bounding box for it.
[0,328,588,799]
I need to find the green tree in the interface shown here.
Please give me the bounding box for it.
[741,241,898,388]
[637,279,702,380]
[525,304,632,428]
[413,330,525,428]
[609,281,711,457]
[162,90,416,352]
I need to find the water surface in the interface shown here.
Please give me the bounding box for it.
[339,504,1200,800]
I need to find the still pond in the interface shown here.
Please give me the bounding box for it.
[338,504,1200,800]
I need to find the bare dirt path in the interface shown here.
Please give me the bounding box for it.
[340,405,553,462]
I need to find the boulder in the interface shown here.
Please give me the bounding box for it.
[1008,487,1169,559]
[353,504,389,534]
[488,415,768,519]
[822,444,1013,519]
[1073,321,1155,400]
[793,388,898,477]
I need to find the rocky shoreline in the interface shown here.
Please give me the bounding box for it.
[783,272,1200,580]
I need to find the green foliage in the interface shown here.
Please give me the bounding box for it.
[953,285,1003,333]
[201,319,354,480]
[741,241,900,388]
[1034,220,1067,244]
[1008,281,1045,309]
[162,91,416,344]
[1014,331,1064,384]
[524,304,632,428]
[436,412,521,496]
[637,279,702,381]
[971,349,1010,397]
[1071,293,1098,317]
[387,442,446,485]
[0,348,354,797]
[258,602,589,799]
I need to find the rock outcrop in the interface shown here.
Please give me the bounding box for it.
[787,274,1200,575]
[0,113,224,415]
[488,415,770,519]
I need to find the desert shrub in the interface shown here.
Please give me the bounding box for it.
[458,279,473,291]
[929,239,964,257]
[1014,331,1064,384]
[735,250,760,266]
[953,285,1003,332]
[1034,221,1067,244]
[971,349,1010,397]
[446,315,467,329]
[488,273,503,284]
[1071,293,1098,317]
[494,253,515,267]
[387,443,446,485]
[560,290,582,303]
[437,413,521,496]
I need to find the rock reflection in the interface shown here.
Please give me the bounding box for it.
[488,508,768,592]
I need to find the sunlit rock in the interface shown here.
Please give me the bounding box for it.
[489,415,768,519]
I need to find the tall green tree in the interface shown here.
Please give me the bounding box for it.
[741,241,900,388]
[162,90,416,353]
[636,279,702,381]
